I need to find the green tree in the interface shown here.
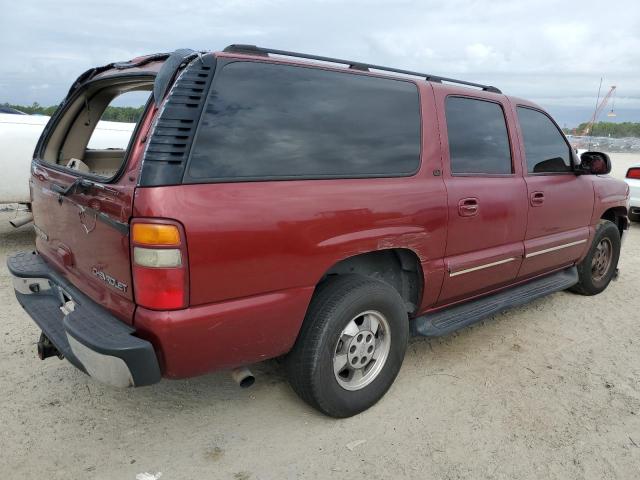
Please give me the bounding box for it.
[2,102,145,123]
[573,122,640,138]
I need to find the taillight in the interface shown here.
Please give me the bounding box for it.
[626,168,640,179]
[131,220,189,310]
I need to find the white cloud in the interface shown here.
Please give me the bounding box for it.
[0,0,638,125]
[465,43,506,69]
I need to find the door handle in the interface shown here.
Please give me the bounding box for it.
[530,191,545,207]
[458,197,479,217]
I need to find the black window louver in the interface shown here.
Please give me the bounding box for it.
[139,54,216,186]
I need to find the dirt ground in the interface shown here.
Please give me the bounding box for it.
[1,154,639,480]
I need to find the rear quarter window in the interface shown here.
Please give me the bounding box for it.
[185,61,421,181]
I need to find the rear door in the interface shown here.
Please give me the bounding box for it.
[434,88,528,305]
[30,75,157,323]
[513,105,594,278]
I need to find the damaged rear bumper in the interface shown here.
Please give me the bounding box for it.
[8,251,161,387]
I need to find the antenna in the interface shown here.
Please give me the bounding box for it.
[588,78,603,151]
[607,88,617,117]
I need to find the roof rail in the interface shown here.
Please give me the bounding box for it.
[223,44,502,94]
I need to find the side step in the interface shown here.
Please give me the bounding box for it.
[411,267,578,337]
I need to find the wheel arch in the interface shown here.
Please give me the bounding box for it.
[600,206,628,237]
[318,248,424,315]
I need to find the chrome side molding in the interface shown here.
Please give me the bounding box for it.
[449,257,517,277]
[526,239,587,258]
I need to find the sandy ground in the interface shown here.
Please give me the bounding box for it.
[1,154,639,480]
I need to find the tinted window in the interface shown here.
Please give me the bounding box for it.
[187,62,421,180]
[517,107,572,173]
[445,97,512,174]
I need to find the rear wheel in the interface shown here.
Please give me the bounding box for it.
[286,275,408,418]
[570,220,621,296]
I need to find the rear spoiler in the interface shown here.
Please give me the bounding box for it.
[153,49,203,106]
[64,49,202,107]
[34,49,204,163]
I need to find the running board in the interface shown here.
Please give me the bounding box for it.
[411,267,578,337]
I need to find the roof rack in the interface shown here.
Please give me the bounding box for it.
[223,44,501,94]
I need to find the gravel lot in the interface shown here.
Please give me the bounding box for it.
[1,154,639,480]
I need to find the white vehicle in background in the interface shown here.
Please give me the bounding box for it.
[0,112,134,226]
[626,164,640,222]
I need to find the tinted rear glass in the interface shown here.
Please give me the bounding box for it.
[186,61,421,180]
[445,96,512,174]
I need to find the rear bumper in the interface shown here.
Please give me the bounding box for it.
[8,251,161,387]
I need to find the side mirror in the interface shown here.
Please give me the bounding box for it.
[578,151,611,175]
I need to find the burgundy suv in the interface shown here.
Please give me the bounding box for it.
[9,45,630,417]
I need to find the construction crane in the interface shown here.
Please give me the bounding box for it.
[581,84,616,136]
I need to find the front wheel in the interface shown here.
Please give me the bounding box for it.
[570,220,621,296]
[285,275,409,418]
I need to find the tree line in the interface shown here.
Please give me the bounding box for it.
[2,102,145,123]
[564,122,640,138]
[5,102,640,137]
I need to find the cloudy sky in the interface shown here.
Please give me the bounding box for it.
[1,0,639,126]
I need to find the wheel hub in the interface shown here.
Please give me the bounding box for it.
[333,310,391,391]
[346,330,376,368]
[591,237,613,282]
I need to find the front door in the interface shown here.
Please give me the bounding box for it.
[513,106,594,278]
[435,92,528,305]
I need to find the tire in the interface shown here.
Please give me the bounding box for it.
[629,211,640,223]
[285,274,409,418]
[570,220,621,296]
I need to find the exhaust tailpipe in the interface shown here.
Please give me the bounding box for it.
[10,213,34,228]
[230,366,255,388]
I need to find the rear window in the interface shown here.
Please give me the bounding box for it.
[40,79,152,180]
[445,96,512,175]
[86,91,147,150]
[186,61,421,181]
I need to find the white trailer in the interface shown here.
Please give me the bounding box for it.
[0,112,134,206]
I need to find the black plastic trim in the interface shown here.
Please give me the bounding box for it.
[411,267,578,337]
[138,53,217,186]
[86,205,130,235]
[153,49,199,107]
[14,291,86,372]
[65,52,171,99]
[7,251,161,387]
[113,52,171,70]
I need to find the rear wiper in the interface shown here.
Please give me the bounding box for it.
[51,177,119,197]
[51,178,82,197]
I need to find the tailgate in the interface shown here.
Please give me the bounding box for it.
[28,49,204,323]
[28,60,167,324]
[31,164,137,322]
